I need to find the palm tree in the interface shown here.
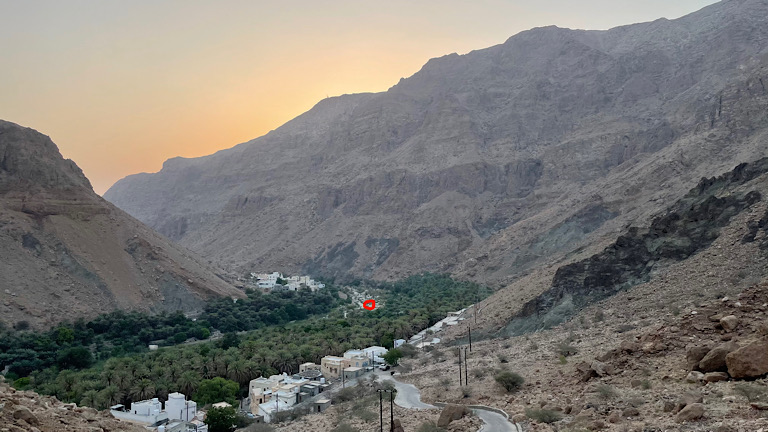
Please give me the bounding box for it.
[130,378,156,402]
[80,390,100,409]
[177,371,201,396]
[99,385,122,407]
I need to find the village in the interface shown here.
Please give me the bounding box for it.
[245,272,326,292]
[107,345,394,431]
[101,271,472,431]
[107,308,471,431]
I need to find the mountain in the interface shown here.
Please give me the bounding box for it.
[104,0,768,285]
[0,120,244,329]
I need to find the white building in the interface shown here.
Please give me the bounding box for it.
[165,392,197,422]
[110,398,168,425]
[363,346,388,364]
[258,399,293,423]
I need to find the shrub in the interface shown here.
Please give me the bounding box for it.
[472,369,485,379]
[335,386,361,403]
[641,380,652,390]
[331,423,359,432]
[596,384,618,400]
[417,421,446,432]
[555,343,578,357]
[354,408,377,422]
[494,371,524,392]
[559,355,567,365]
[525,408,562,424]
[461,387,472,398]
[439,377,452,388]
[497,354,509,363]
[400,343,418,358]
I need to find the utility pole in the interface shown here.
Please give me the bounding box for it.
[379,391,383,432]
[390,390,395,431]
[377,388,396,432]
[463,346,469,385]
[468,324,472,352]
[458,347,462,386]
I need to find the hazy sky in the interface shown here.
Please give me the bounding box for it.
[0,0,717,194]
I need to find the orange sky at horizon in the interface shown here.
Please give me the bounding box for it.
[0,0,717,195]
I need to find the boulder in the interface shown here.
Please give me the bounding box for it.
[726,340,768,379]
[12,406,39,426]
[704,372,729,383]
[720,315,739,332]
[751,402,768,410]
[676,403,705,423]
[590,360,610,377]
[437,404,469,427]
[699,342,737,372]
[686,371,705,383]
[686,345,712,371]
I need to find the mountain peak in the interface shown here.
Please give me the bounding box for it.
[0,120,92,193]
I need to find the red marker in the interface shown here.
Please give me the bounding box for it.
[363,299,376,310]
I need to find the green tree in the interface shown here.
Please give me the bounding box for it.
[55,326,75,344]
[382,348,403,366]
[56,346,93,370]
[194,377,239,406]
[204,405,238,432]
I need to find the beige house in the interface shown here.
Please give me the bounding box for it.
[321,356,345,379]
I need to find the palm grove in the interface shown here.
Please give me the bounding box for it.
[0,274,491,412]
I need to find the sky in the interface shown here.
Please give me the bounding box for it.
[0,0,718,195]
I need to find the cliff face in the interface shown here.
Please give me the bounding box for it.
[0,120,244,329]
[105,0,768,284]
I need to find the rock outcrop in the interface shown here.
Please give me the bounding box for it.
[0,120,244,328]
[104,0,768,284]
[726,340,768,379]
[0,377,144,432]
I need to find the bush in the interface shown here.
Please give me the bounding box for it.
[399,343,418,358]
[494,371,524,392]
[596,384,618,400]
[331,424,359,432]
[335,386,361,403]
[497,354,509,363]
[417,421,446,432]
[354,408,377,422]
[472,369,485,379]
[525,408,562,424]
[555,343,578,357]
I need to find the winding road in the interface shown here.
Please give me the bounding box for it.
[373,371,522,431]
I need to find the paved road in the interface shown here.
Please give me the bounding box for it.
[374,371,437,410]
[374,371,522,431]
[474,408,522,432]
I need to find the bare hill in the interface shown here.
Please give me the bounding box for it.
[0,120,244,329]
[105,0,768,285]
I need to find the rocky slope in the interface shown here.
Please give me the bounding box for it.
[0,120,244,329]
[0,376,144,432]
[105,0,768,284]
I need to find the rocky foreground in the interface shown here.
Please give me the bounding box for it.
[0,376,143,432]
[398,279,768,432]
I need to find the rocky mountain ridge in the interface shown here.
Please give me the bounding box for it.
[105,0,768,285]
[0,120,244,329]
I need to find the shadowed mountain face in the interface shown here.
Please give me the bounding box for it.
[105,0,768,284]
[0,120,244,329]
